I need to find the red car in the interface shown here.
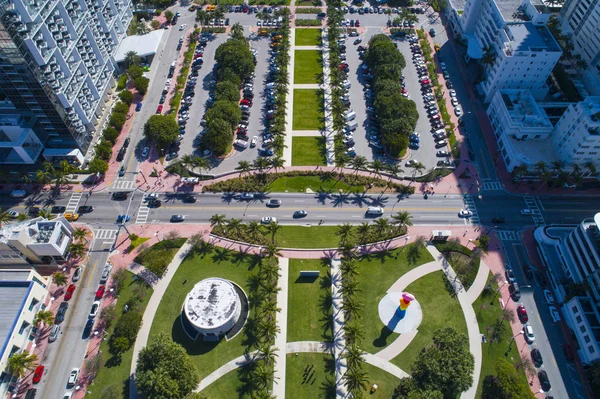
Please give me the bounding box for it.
[421,79,430,85]
[64,284,76,300]
[156,105,163,114]
[193,53,202,59]
[32,365,44,384]
[517,305,529,323]
[95,285,105,299]
[355,19,360,27]
[240,99,251,106]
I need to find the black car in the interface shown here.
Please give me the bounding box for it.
[28,207,41,216]
[123,137,131,148]
[531,349,543,367]
[538,370,551,391]
[159,95,166,104]
[170,215,185,223]
[56,302,68,323]
[82,318,94,338]
[183,195,196,203]
[78,205,94,213]
[293,210,308,218]
[112,192,128,200]
[51,206,66,213]
[116,147,126,161]
[147,199,162,208]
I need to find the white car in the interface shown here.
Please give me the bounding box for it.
[449,89,457,98]
[543,289,555,304]
[261,216,277,224]
[250,136,258,147]
[62,393,73,399]
[142,146,150,158]
[549,306,561,323]
[89,301,101,318]
[72,266,84,282]
[524,325,535,343]
[455,107,463,117]
[67,368,80,387]
[179,24,187,31]
[8,210,19,218]
[459,209,473,217]
[451,98,459,107]
[440,62,447,70]
[182,177,199,185]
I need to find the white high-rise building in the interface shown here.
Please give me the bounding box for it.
[0,0,133,165]
[448,0,562,103]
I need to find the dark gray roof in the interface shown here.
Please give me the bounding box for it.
[0,282,33,359]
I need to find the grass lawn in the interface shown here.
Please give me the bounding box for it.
[267,175,364,193]
[294,50,322,84]
[134,237,186,277]
[288,259,332,342]
[276,226,340,248]
[355,245,434,354]
[149,247,259,378]
[87,271,153,399]
[286,353,335,399]
[433,241,481,291]
[473,272,527,397]
[363,362,402,398]
[293,89,324,130]
[390,271,468,368]
[201,367,245,398]
[295,28,322,46]
[129,236,149,250]
[292,137,326,166]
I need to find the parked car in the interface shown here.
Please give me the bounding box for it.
[32,366,44,384]
[531,348,543,367]
[100,264,112,283]
[135,102,142,112]
[538,370,551,391]
[95,285,105,299]
[549,305,561,323]
[524,324,535,343]
[505,268,516,283]
[72,266,83,282]
[67,368,80,388]
[56,302,68,323]
[543,289,555,304]
[89,301,100,318]
[64,284,76,300]
[517,305,529,323]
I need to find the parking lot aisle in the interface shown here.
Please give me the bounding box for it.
[283,28,296,166]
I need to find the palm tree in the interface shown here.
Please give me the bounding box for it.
[37,209,55,220]
[191,156,210,175]
[270,157,285,173]
[230,22,244,40]
[209,214,226,229]
[8,351,38,378]
[343,367,369,396]
[369,159,384,179]
[342,296,363,321]
[534,161,547,176]
[584,161,597,178]
[256,344,278,366]
[356,222,371,245]
[0,209,13,228]
[247,221,263,243]
[344,344,365,370]
[236,160,253,177]
[373,218,391,239]
[34,310,55,328]
[254,157,270,175]
[349,156,368,174]
[410,162,425,178]
[226,218,244,240]
[551,160,564,175]
[261,243,282,258]
[180,154,194,170]
[334,155,348,173]
[340,278,361,296]
[52,272,68,287]
[68,242,86,259]
[391,211,413,232]
[512,164,529,187]
[265,221,281,244]
[344,321,365,346]
[72,227,88,243]
[385,163,403,182]
[124,51,140,67]
[336,223,354,245]
[481,45,497,67]
[35,169,52,185]
[195,9,207,24]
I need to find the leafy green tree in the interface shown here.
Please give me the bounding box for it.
[481,358,536,399]
[112,268,128,294]
[411,327,474,397]
[143,115,179,150]
[215,39,255,81]
[134,76,149,95]
[110,310,142,350]
[52,272,68,287]
[393,377,443,399]
[110,112,127,131]
[95,140,113,161]
[164,10,174,22]
[217,67,242,87]
[203,117,234,156]
[136,333,200,399]
[118,90,134,105]
[89,158,108,175]
[124,51,140,68]
[127,64,143,80]
[206,100,242,129]
[8,351,38,378]
[113,102,130,116]
[99,304,117,330]
[109,336,130,357]
[214,81,242,102]
[103,127,119,144]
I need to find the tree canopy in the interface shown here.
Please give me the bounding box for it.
[393,377,443,399]
[411,327,474,397]
[136,333,200,399]
[203,117,234,156]
[214,81,242,102]
[143,115,179,150]
[481,358,536,399]
[214,38,255,81]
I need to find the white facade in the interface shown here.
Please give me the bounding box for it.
[0,270,49,396]
[449,0,562,103]
[552,96,600,166]
[0,112,44,164]
[563,296,600,365]
[0,218,74,266]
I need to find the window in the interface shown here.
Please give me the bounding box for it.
[590,346,596,354]
[573,306,579,313]
[577,315,583,323]
[580,325,587,333]
[18,321,29,335]
[28,298,39,311]
[585,335,591,343]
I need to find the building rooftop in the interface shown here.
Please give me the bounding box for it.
[500,90,553,128]
[0,270,33,281]
[449,0,466,11]
[497,0,527,21]
[184,278,240,330]
[505,22,561,54]
[0,282,32,359]
[114,29,165,63]
[504,133,561,164]
[580,97,600,126]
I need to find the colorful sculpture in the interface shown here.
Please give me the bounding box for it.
[397,292,415,320]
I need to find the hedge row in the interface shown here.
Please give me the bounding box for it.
[295,7,323,13]
[169,31,197,112]
[295,19,322,26]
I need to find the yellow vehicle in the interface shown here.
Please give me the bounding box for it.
[206,4,216,11]
[63,212,79,221]
[434,43,440,51]
[258,28,269,36]
[189,5,196,11]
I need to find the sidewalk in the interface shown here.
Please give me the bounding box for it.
[330,258,347,399]
[272,258,290,399]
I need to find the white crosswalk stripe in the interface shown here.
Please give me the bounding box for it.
[481,181,503,191]
[462,194,480,224]
[111,180,136,190]
[523,196,546,226]
[95,229,118,240]
[136,202,150,224]
[497,230,519,241]
[65,193,82,213]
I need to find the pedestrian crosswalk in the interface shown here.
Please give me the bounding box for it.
[65,193,82,213]
[462,194,480,225]
[481,180,503,191]
[523,196,546,226]
[136,202,150,224]
[497,230,519,241]
[95,229,118,241]
[111,179,136,190]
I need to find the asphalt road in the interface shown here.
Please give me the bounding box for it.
[37,238,113,399]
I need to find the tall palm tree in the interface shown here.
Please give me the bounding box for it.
[256,344,278,366]
[385,163,403,182]
[68,242,86,259]
[584,161,597,177]
[0,209,13,228]
[265,221,281,244]
[512,164,529,187]
[334,154,348,173]
[52,272,68,287]
[72,227,88,243]
[551,160,564,175]
[344,344,365,370]
[340,278,361,297]
[8,351,38,378]
[336,223,354,245]
[270,157,285,173]
[342,296,363,321]
[247,221,263,243]
[236,160,253,177]
[37,209,55,220]
[391,211,413,231]
[534,161,547,176]
[344,321,365,346]
[410,162,425,177]
[191,156,210,175]
[261,243,282,258]
[369,159,384,179]
[230,22,244,40]
[373,218,391,239]
[226,218,244,240]
[343,367,369,396]
[34,310,55,328]
[356,222,371,245]
[539,170,554,189]
[35,169,52,185]
[349,156,368,174]
[254,157,270,175]
[180,154,194,170]
[209,214,226,229]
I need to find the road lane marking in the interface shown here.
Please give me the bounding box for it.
[86,260,98,288]
[479,148,491,178]
[159,206,462,211]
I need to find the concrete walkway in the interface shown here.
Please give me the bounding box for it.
[427,245,482,399]
[292,130,322,136]
[321,29,334,166]
[129,241,193,399]
[273,258,290,398]
[466,260,490,304]
[330,258,347,398]
[294,83,321,89]
[283,27,295,166]
[296,45,321,50]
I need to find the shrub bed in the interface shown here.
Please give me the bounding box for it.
[201,27,226,33]
[134,238,187,277]
[295,7,323,13]
[295,19,322,26]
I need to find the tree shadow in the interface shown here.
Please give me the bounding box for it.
[349,192,371,208]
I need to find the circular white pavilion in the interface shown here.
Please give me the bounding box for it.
[183,278,242,338]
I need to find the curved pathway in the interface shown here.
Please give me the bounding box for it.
[129,240,193,399]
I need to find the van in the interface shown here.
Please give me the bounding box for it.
[366,206,384,216]
[63,213,79,221]
[234,139,249,149]
[345,121,358,131]
[343,111,356,121]
[509,281,521,301]
[10,190,26,198]
[521,209,534,215]
[49,324,60,343]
